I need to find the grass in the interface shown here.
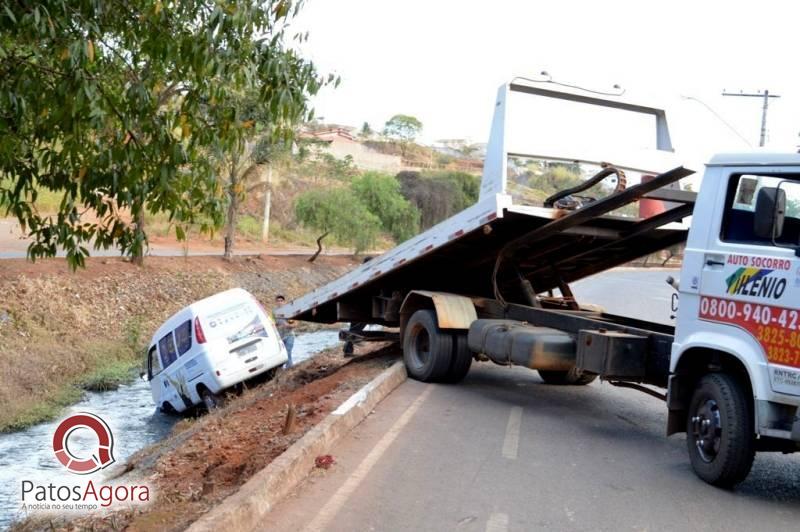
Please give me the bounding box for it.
[2,386,85,432]
[80,359,140,392]
[0,319,147,433]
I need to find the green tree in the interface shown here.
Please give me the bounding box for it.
[383,114,422,142]
[351,172,420,242]
[397,170,479,229]
[359,121,373,139]
[383,114,422,159]
[295,188,380,253]
[0,0,331,268]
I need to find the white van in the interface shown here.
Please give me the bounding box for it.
[145,288,288,413]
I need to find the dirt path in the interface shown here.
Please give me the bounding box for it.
[0,218,354,259]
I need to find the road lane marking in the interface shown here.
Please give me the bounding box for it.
[502,406,523,459]
[303,384,434,532]
[486,512,509,532]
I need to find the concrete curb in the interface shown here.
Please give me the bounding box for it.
[188,361,408,532]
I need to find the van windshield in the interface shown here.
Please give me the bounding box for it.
[203,301,269,344]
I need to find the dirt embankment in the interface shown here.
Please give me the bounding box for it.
[15,344,399,532]
[0,254,358,432]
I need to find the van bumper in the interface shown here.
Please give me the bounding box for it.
[216,344,288,389]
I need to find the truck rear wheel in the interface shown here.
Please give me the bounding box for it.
[403,309,453,382]
[442,333,472,383]
[538,367,597,385]
[686,373,755,488]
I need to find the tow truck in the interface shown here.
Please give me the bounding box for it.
[277,80,800,487]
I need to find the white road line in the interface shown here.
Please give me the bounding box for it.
[303,385,434,532]
[486,512,509,532]
[502,406,523,459]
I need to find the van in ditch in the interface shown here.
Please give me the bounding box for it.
[145,288,288,413]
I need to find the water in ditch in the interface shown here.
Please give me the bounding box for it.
[0,329,341,528]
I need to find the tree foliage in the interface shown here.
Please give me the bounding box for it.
[0,0,331,268]
[383,114,422,143]
[397,170,480,229]
[295,188,380,253]
[351,172,419,242]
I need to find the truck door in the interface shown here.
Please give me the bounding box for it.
[697,172,800,396]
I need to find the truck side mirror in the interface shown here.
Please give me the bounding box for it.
[753,187,786,240]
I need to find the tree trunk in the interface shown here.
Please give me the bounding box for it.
[308,231,329,263]
[224,161,239,261]
[132,203,145,267]
[261,165,272,243]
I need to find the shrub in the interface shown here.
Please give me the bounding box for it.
[351,172,420,242]
[295,188,381,253]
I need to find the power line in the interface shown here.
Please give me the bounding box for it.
[722,89,781,147]
[680,95,752,148]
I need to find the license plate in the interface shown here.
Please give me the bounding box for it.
[233,342,259,357]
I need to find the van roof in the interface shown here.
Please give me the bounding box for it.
[149,287,255,345]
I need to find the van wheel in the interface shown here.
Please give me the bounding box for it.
[403,309,452,382]
[538,367,597,385]
[686,373,755,487]
[161,402,177,415]
[442,333,472,383]
[200,387,224,411]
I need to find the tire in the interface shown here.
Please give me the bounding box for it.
[200,387,224,411]
[538,367,597,385]
[403,309,453,382]
[161,402,177,415]
[442,333,473,383]
[686,373,755,487]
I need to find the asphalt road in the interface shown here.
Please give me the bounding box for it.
[264,271,800,532]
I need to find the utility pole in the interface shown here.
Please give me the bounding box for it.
[722,89,781,147]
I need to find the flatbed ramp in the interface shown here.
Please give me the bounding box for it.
[278,167,695,324]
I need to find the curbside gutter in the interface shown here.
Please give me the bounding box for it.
[188,361,408,532]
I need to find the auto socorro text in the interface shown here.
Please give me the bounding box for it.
[19,412,151,519]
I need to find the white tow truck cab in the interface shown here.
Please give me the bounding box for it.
[146,288,287,413]
[278,79,800,487]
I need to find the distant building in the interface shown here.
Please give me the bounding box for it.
[301,128,403,172]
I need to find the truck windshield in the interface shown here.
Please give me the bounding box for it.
[723,174,800,246]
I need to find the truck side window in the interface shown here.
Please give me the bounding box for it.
[721,174,800,246]
[158,332,179,369]
[147,345,162,379]
[174,320,192,356]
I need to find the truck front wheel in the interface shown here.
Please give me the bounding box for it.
[686,373,755,487]
[403,309,453,382]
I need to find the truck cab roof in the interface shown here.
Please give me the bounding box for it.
[707,152,800,167]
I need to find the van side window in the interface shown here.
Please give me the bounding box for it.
[175,320,192,356]
[147,345,162,379]
[721,174,800,246]
[158,333,179,369]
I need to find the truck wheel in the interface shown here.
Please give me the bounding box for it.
[686,373,755,487]
[538,367,597,385]
[200,387,224,411]
[443,333,472,383]
[403,309,453,382]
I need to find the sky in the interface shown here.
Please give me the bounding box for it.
[292,0,799,173]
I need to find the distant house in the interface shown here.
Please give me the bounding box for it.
[302,128,403,172]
